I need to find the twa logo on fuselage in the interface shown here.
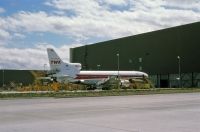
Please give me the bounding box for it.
[51,60,61,64]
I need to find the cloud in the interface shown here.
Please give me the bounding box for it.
[0,0,199,44]
[45,0,101,14]
[0,18,10,43]
[0,43,82,70]
[41,1,200,32]
[13,33,26,39]
[0,7,5,13]
[100,0,128,6]
[162,0,200,11]
[0,29,10,40]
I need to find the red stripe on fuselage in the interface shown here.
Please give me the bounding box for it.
[75,74,143,79]
[75,75,108,79]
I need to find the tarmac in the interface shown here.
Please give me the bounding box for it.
[0,93,200,132]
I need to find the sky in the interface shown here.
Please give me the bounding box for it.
[0,0,200,70]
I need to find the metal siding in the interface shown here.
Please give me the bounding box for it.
[0,70,35,86]
[71,22,200,74]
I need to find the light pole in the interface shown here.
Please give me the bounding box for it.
[2,68,4,87]
[116,53,120,89]
[139,57,142,71]
[177,56,181,88]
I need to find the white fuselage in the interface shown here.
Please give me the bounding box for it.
[75,71,148,80]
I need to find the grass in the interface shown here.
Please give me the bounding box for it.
[1,88,200,99]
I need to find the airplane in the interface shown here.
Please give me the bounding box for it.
[47,48,148,88]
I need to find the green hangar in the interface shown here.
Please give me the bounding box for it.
[0,70,44,88]
[70,22,200,88]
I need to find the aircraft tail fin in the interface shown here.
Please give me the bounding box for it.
[47,48,64,72]
[47,48,81,78]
